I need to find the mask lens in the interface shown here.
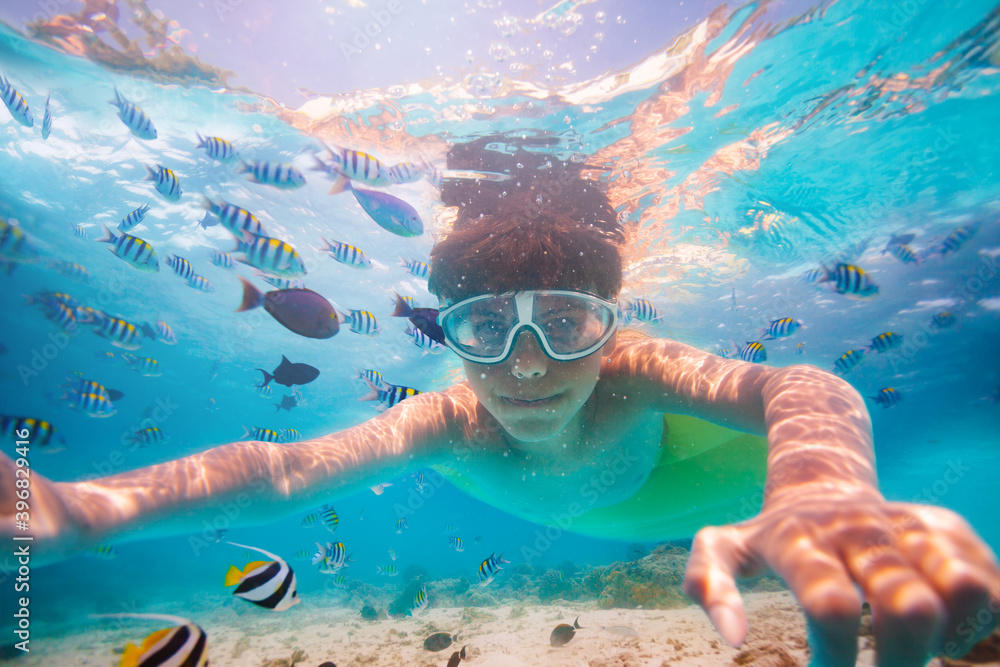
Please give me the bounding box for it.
[533,293,615,355]
[443,295,518,358]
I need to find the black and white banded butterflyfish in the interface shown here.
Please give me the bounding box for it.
[89,613,207,667]
[224,541,301,611]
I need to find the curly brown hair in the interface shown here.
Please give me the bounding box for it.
[428,134,625,305]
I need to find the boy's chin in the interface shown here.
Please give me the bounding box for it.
[490,406,579,444]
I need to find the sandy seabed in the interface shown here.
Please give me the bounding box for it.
[13,591,998,667]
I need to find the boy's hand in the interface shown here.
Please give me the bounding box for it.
[0,451,81,564]
[682,493,1000,666]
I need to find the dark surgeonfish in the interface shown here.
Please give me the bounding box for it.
[550,616,583,647]
[423,632,458,651]
[390,294,445,346]
[446,645,468,667]
[258,356,319,388]
[224,541,300,611]
[274,394,298,412]
[90,613,207,666]
[237,276,342,339]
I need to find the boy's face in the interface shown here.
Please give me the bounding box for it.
[462,328,616,444]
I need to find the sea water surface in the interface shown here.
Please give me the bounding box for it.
[0,0,998,660]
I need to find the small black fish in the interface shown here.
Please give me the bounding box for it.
[390,294,445,346]
[550,616,583,647]
[423,632,456,652]
[237,276,341,339]
[446,645,467,667]
[257,355,320,388]
[274,394,298,412]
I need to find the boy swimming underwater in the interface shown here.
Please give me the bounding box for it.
[2,135,998,666]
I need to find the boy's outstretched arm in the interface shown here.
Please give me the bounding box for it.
[0,388,464,565]
[609,339,1000,667]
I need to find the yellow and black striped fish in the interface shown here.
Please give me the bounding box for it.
[143,164,181,202]
[96,226,159,272]
[224,542,300,611]
[91,613,207,667]
[195,132,239,161]
[0,415,64,451]
[235,235,306,278]
[0,73,33,127]
[109,88,157,140]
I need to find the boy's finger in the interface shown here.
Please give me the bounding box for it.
[682,525,749,647]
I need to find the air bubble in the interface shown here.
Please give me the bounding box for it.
[616,15,625,24]
[542,49,554,60]
[489,42,514,63]
[496,15,518,38]
[595,10,606,24]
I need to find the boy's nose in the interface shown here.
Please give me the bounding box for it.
[509,329,547,379]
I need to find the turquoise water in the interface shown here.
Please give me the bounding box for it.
[0,0,998,656]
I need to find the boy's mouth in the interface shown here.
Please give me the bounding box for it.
[501,394,559,407]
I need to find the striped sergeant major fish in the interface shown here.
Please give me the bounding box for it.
[224,541,301,611]
[320,237,371,269]
[140,319,177,345]
[387,161,427,185]
[89,544,118,559]
[254,271,305,290]
[72,224,87,239]
[211,250,235,269]
[394,518,407,533]
[627,298,662,323]
[1,415,65,451]
[931,311,956,329]
[23,290,78,310]
[120,353,162,376]
[937,224,979,255]
[477,552,510,586]
[868,332,903,353]
[49,259,89,282]
[97,225,159,272]
[377,563,399,577]
[448,536,465,552]
[320,146,393,187]
[186,274,215,292]
[234,234,307,278]
[118,203,151,232]
[887,244,919,264]
[195,132,239,161]
[143,164,181,202]
[166,254,196,281]
[870,387,902,408]
[313,541,350,571]
[832,349,865,375]
[759,317,802,340]
[44,301,77,333]
[300,513,317,527]
[279,428,301,443]
[0,218,38,264]
[738,341,767,363]
[343,309,381,336]
[361,378,421,411]
[822,263,879,300]
[200,197,269,238]
[410,585,429,614]
[406,325,445,353]
[355,368,383,387]
[109,88,157,139]
[0,73,33,127]
[63,390,117,418]
[61,376,123,402]
[242,426,282,442]
[400,257,430,279]
[238,159,306,189]
[92,313,144,350]
[319,504,339,533]
[126,426,169,446]
[90,613,208,667]
[40,94,51,139]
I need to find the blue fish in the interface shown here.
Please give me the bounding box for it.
[350,184,424,237]
[144,164,181,202]
[868,332,903,353]
[109,88,157,140]
[0,73,33,127]
[931,311,956,329]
